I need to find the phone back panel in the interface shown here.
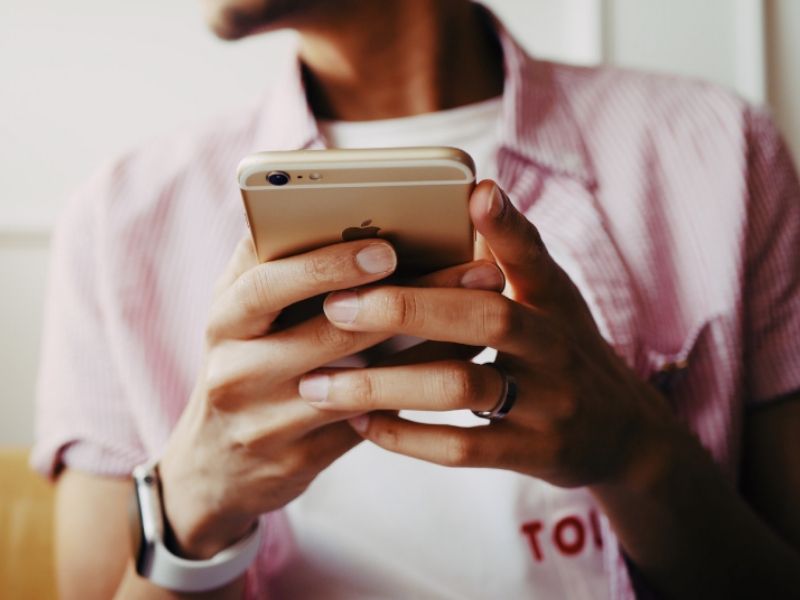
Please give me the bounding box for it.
[238,147,475,275]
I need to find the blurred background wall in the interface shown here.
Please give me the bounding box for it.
[1,0,798,446]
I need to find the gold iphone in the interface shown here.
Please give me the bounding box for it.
[237,147,476,276]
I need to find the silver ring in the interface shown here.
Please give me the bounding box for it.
[472,363,517,421]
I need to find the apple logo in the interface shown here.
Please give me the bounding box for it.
[341,219,381,241]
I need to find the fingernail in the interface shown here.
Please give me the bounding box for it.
[460,264,505,290]
[298,373,330,402]
[324,291,360,323]
[486,185,506,218]
[349,414,370,434]
[356,244,396,274]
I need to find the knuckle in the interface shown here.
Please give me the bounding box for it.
[205,293,246,345]
[204,353,238,407]
[203,343,262,408]
[227,419,265,453]
[372,421,400,449]
[205,368,245,409]
[205,310,226,345]
[437,363,481,409]
[496,438,528,472]
[234,267,274,318]
[442,431,476,467]
[302,253,336,285]
[347,371,377,409]
[383,290,420,330]
[481,298,521,347]
[314,322,359,355]
[280,447,314,479]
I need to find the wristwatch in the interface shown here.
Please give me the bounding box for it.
[129,461,263,593]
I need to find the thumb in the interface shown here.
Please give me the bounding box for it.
[469,180,562,302]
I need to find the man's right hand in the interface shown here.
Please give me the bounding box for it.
[157,236,505,559]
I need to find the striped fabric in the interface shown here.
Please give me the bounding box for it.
[33,18,800,600]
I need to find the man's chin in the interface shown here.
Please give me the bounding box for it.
[204,0,310,41]
[207,7,269,40]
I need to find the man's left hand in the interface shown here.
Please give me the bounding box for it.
[298,180,674,489]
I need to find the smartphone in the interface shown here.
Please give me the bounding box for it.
[237,146,476,276]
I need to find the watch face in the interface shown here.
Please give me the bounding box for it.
[128,481,147,573]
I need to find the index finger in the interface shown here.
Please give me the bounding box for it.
[209,239,397,340]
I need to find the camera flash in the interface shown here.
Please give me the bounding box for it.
[309,172,322,180]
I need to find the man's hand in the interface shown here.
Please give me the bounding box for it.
[158,231,505,560]
[299,180,673,489]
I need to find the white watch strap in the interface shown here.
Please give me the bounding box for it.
[132,461,263,592]
[145,521,263,593]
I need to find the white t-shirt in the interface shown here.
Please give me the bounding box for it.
[264,99,611,599]
[319,96,503,181]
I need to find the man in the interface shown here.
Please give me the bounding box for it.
[35,0,800,598]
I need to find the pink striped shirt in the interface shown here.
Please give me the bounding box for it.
[33,19,800,600]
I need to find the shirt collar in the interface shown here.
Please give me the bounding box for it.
[492,16,596,187]
[251,9,596,187]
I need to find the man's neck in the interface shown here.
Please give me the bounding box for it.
[297,0,503,122]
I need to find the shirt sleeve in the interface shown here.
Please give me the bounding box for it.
[31,169,146,479]
[743,108,800,404]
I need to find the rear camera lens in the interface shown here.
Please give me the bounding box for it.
[267,171,290,186]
